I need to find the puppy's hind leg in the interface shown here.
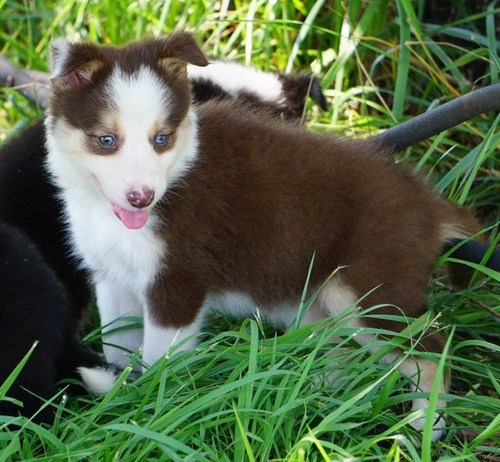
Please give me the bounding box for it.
[398,353,448,441]
[362,324,449,441]
[318,280,448,440]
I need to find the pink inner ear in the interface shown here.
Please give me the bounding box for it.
[64,69,89,86]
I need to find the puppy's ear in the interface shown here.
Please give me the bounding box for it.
[156,31,208,79]
[50,39,105,89]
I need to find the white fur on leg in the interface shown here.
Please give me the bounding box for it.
[399,357,447,441]
[95,277,144,368]
[142,311,204,367]
[78,366,119,395]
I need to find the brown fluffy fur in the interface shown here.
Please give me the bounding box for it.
[149,100,478,353]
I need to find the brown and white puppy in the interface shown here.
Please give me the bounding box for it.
[44,32,482,440]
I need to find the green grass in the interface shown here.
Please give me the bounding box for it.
[0,0,499,460]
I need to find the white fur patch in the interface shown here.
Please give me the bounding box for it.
[188,61,286,105]
[205,291,257,317]
[107,66,171,118]
[440,223,469,242]
[142,310,204,366]
[78,366,119,395]
[317,278,359,317]
[203,277,359,330]
[95,277,145,368]
[204,290,325,329]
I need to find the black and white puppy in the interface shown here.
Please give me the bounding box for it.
[0,223,111,423]
[189,59,328,119]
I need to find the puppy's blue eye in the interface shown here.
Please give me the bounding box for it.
[99,135,117,147]
[154,134,168,146]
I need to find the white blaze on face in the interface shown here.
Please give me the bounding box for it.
[94,66,169,229]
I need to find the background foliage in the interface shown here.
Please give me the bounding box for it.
[0,0,499,460]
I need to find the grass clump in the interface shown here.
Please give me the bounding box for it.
[0,0,498,460]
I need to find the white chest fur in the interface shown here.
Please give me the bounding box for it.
[66,188,165,294]
[62,184,165,367]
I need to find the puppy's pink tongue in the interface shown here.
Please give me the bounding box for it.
[112,203,149,230]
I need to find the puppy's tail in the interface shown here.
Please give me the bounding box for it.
[441,207,499,287]
[77,365,120,395]
[59,337,119,395]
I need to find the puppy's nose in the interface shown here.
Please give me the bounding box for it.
[127,188,155,208]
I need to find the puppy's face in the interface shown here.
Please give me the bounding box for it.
[45,33,208,229]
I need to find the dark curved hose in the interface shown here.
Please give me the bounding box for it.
[373,83,500,152]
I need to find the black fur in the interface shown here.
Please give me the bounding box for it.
[191,69,327,120]
[0,222,102,423]
[278,73,328,116]
[0,123,91,314]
